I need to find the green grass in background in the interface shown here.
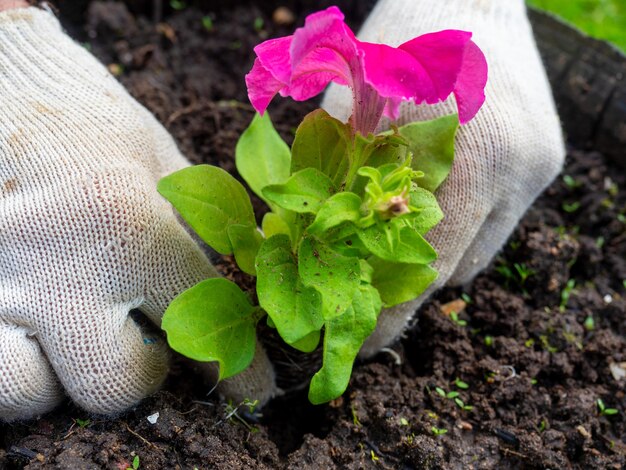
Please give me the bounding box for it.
[527,0,626,52]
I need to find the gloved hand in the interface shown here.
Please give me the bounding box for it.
[322,0,565,357]
[0,5,275,422]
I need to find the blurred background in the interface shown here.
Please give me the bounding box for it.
[527,0,626,52]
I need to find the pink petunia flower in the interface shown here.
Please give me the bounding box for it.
[245,6,488,135]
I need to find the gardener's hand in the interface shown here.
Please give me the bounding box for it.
[323,0,565,356]
[0,6,275,421]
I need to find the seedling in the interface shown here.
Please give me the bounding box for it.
[560,279,576,312]
[461,293,472,304]
[450,311,467,327]
[253,17,264,32]
[201,16,214,32]
[126,455,140,470]
[435,386,473,411]
[539,334,558,353]
[159,6,487,405]
[75,418,90,428]
[399,417,409,426]
[562,201,581,213]
[562,175,580,189]
[454,378,469,389]
[597,398,619,416]
[583,315,595,331]
[169,0,186,10]
[370,450,379,462]
[513,263,534,285]
[431,426,448,436]
[351,405,361,427]
[484,335,494,347]
[496,261,534,293]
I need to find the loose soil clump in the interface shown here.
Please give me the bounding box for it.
[1,2,625,468]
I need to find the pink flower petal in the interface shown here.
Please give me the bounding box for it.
[287,47,350,101]
[453,41,488,124]
[398,30,472,102]
[245,58,287,114]
[254,36,293,84]
[361,30,487,124]
[288,6,358,97]
[383,97,402,120]
[359,41,437,103]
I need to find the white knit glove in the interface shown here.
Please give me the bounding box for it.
[0,7,274,422]
[323,0,565,357]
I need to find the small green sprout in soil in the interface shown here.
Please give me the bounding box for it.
[496,261,534,293]
[562,174,580,189]
[454,397,473,411]
[598,398,619,416]
[75,418,90,428]
[431,426,448,436]
[370,450,379,462]
[126,455,140,470]
[450,311,467,327]
[454,377,469,389]
[399,417,409,426]
[538,419,547,432]
[596,236,605,248]
[583,315,595,331]
[169,0,186,10]
[253,17,264,32]
[220,399,259,431]
[435,387,458,399]
[461,292,472,304]
[484,335,494,347]
[539,334,559,353]
[514,262,535,285]
[562,201,581,213]
[435,386,473,411]
[560,279,576,312]
[351,405,362,427]
[525,338,535,348]
[202,16,214,32]
[509,240,521,251]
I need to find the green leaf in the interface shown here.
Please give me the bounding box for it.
[236,113,291,206]
[290,330,322,353]
[408,187,444,234]
[162,278,258,380]
[370,258,438,307]
[158,165,255,254]
[256,235,324,348]
[347,132,408,194]
[358,224,437,264]
[291,109,351,187]
[307,192,363,236]
[227,224,263,275]
[262,168,335,214]
[308,285,380,404]
[398,114,458,192]
[261,212,292,239]
[298,237,361,320]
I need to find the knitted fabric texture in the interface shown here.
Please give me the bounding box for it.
[323,0,565,357]
[0,7,275,421]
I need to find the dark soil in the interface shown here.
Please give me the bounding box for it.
[2,1,626,469]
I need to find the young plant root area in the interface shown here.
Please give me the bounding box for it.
[1,1,625,468]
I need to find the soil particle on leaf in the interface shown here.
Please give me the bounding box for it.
[1,1,625,469]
